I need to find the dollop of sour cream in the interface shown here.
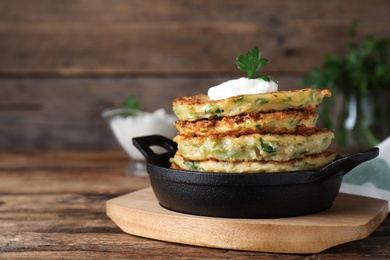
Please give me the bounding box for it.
[208,77,278,100]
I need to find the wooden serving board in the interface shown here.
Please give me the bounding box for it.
[106,187,388,254]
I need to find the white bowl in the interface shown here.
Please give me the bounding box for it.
[102,108,177,175]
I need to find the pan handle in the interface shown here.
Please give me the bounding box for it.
[132,135,177,159]
[308,147,379,183]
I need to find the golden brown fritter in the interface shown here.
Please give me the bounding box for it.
[174,110,318,137]
[171,151,337,173]
[173,129,334,162]
[170,88,335,173]
[172,88,331,121]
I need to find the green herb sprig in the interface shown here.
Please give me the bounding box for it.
[236,47,270,81]
[301,20,390,130]
[120,95,141,117]
[123,95,140,110]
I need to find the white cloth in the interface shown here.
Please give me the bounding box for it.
[340,136,390,212]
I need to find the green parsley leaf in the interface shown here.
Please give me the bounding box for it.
[120,95,141,117]
[236,47,269,79]
[260,138,277,155]
[257,75,270,82]
[123,95,140,110]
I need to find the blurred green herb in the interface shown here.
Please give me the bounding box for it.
[302,20,390,129]
[236,47,270,80]
[120,95,140,117]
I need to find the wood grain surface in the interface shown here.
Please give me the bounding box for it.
[107,188,388,254]
[0,151,390,259]
[1,0,389,75]
[1,0,390,150]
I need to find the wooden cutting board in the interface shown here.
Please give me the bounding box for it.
[106,187,388,254]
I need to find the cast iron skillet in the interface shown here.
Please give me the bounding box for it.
[133,135,379,219]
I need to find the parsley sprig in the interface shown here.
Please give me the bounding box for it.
[236,47,270,81]
[120,95,141,117]
[123,95,140,110]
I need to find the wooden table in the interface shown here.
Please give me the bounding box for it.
[1,151,389,259]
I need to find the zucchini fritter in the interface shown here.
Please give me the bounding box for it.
[173,88,331,121]
[173,129,334,162]
[174,110,318,137]
[172,151,337,173]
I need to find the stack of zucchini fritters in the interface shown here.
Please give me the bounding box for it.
[170,88,336,173]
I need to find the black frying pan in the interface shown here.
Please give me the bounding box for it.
[133,135,379,219]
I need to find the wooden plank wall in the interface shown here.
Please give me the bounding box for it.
[1,0,390,150]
